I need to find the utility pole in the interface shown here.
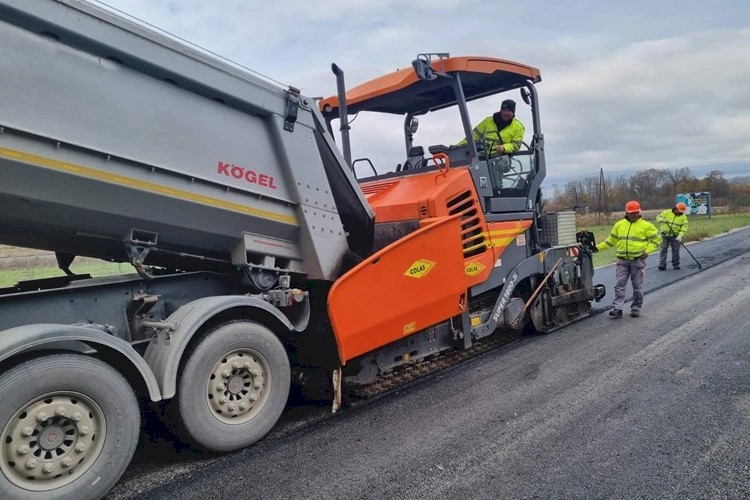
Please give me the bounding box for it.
[597,168,605,225]
[602,168,608,212]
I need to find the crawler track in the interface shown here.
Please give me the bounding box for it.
[348,333,512,399]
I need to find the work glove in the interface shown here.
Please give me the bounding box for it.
[675,236,682,242]
[640,252,649,259]
[592,246,599,253]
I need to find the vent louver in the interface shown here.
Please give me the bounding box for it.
[447,191,485,257]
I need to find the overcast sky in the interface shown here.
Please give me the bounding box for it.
[98,0,750,184]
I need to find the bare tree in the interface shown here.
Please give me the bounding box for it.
[629,169,670,208]
[666,167,696,196]
[701,170,731,199]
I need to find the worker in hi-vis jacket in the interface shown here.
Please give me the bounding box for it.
[456,99,525,191]
[457,99,525,157]
[594,200,661,318]
[656,202,689,270]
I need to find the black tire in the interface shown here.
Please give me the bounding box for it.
[0,354,140,500]
[177,321,290,452]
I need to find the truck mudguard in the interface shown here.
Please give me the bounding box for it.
[144,295,301,399]
[0,323,163,401]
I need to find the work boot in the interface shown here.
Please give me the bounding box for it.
[657,265,666,271]
[673,265,680,270]
[630,309,640,318]
[609,309,623,318]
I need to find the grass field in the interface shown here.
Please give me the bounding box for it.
[1,214,748,287]
[0,261,132,287]
[580,213,750,268]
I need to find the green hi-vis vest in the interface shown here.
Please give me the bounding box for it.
[656,209,688,237]
[597,217,661,259]
[457,117,525,155]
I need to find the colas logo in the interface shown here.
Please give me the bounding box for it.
[404,259,436,278]
[464,262,486,276]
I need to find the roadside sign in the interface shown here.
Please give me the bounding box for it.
[676,191,711,218]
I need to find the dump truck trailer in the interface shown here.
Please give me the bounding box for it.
[0,1,603,499]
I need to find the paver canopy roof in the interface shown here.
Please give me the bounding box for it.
[320,56,541,116]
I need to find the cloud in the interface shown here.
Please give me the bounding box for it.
[327,28,750,178]
[96,0,750,180]
[543,28,750,176]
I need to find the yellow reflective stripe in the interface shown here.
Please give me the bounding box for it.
[486,229,524,237]
[0,146,298,225]
[488,236,516,248]
[464,241,488,253]
[463,226,528,253]
[486,229,524,248]
[464,236,515,252]
[463,230,521,253]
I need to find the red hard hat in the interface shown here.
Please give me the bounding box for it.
[675,202,687,213]
[625,200,641,213]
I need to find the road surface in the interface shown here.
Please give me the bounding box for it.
[108,229,750,499]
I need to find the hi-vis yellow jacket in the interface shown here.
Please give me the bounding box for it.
[457,116,525,155]
[596,217,661,259]
[656,209,688,238]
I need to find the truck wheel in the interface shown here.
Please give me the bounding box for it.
[0,354,140,500]
[177,321,290,452]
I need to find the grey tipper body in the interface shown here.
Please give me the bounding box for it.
[0,1,373,498]
[0,0,373,281]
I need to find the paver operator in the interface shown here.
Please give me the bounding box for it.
[457,99,525,157]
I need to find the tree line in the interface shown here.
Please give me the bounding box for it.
[545,168,750,213]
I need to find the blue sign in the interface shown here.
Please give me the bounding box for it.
[676,192,711,217]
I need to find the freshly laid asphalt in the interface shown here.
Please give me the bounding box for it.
[108,228,750,499]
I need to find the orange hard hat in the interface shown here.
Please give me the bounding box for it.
[675,202,687,213]
[625,200,641,213]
